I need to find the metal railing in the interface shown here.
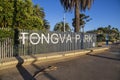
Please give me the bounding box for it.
[0,38,14,60]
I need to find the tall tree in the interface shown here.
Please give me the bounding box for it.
[60,0,94,32]
[87,25,120,42]
[33,5,45,19]
[43,19,50,31]
[54,22,71,32]
[0,0,14,28]
[0,0,47,30]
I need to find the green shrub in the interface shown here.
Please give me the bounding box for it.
[0,28,14,40]
[97,34,105,42]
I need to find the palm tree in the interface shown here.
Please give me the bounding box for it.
[60,0,94,32]
[54,22,71,32]
[43,19,50,31]
[72,13,91,28]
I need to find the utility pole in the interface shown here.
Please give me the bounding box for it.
[81,25,84,33]
[63,13,66,32]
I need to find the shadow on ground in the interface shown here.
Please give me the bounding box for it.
[87,43,120,61]
[86,53,120,61]
[109,43,120,52]
[16,56,36,80]
[30,55,57,80]
[15,55,57,80]
[0,75,2,80]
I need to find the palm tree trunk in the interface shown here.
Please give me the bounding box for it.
[74,0,80,32]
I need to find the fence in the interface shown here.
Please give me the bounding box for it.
[0,29,96,62]
[0,38,14,60]
[0,28,14,62]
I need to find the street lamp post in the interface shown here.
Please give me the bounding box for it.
[105,34,109,45]
[81,25,84,49]
[82,25,84,33]
[63,13,66,32]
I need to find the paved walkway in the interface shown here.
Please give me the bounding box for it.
[0,45,120,80]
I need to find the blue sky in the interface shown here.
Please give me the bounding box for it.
[32,0,120,31]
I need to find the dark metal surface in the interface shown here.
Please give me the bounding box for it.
[18,30,96,56]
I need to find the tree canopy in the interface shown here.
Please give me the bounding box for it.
[87,25,120,42]
[72,13,91,29]
[54,22,71,32]
[0,0,50,30]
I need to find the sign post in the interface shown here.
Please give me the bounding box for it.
[106,34,109,45]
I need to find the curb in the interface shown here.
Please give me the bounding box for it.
[0,47,109,70]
